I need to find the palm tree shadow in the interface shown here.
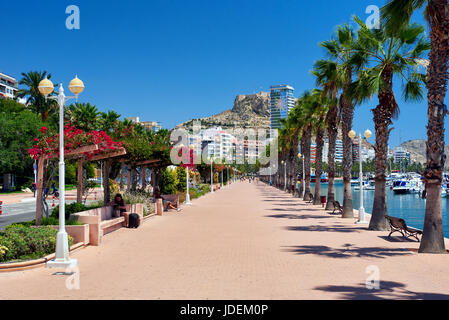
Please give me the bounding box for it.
[282,244,412,259]
[265,214,334,220]
[284,225,366,233]
[314,281,449,300]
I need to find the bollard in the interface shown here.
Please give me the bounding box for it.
[156,199,163,216]
[320,196,327,208]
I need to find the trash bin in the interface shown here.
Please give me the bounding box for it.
[320,196,327,208]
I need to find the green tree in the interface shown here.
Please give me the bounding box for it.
[382,0,449,254]
[16,71,57,122]
[159,168,177,195]
[0,108,43,186]
[351,17,429,230]
[67,103,100,131]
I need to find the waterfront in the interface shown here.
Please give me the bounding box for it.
[310,181,449,238]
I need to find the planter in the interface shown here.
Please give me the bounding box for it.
[0,243,85,273]
[50,224,89,245]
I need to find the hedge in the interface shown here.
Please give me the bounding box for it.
[0,226,73,263]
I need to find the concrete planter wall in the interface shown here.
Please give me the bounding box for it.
[50,224,90,245]
[71,204,144,246]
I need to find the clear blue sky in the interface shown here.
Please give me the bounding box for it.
[2,0,448,147]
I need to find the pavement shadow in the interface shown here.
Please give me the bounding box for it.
[313,281,449,300]
[265,214,333,220]
[284,225,365,233]
[378,236,419,243]
[282,244,412,259]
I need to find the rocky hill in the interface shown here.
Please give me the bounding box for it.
[396,140,449,166]
[176,92,271,130]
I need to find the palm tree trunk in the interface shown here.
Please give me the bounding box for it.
[420,1,449,253]
[341,76,354,218]
[326,100,338,210]
[314,126,325,205]
[369,69,395,230]
[293,135,300,196]
[303,126,312,201]
[299,138,304,197]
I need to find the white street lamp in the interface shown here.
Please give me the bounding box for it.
[185,145,194,206]
[39,76,85,269]
[210,156,214,193]
[281,160,287,191]
[348,129,372,224]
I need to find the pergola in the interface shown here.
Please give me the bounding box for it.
[35,145,127,224]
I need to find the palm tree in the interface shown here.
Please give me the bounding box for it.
[312,59,341,209]
[16,71,57,121]
[100,110,121,134]
[296,92,314,201]
[351,17,429,230]
[67,103,100,131]
[382,0,449,253]
[321,24,358,217]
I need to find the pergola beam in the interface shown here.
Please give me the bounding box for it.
[44,145,99,160]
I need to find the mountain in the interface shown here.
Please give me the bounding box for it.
[176,91,271,130]
[396,140,449,166]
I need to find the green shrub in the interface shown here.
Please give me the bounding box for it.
[159,168,177,195]
[51,202,89,220]
[0,226,73,262]
[175,166,187,192]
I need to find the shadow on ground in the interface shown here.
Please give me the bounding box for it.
[265,214,333,220]
[314,281,449,300]
[284,225,365,233]
[282,244,412,259]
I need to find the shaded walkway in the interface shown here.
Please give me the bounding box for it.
[2,181,449,299]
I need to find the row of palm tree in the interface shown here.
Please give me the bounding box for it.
[273,0,448,254]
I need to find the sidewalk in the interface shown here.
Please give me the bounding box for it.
[1,181,449,299]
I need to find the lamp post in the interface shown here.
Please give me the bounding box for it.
[185,145,194,206]
[348,129,372,224]
[39,76,84,269]
[281,160,287,191]
[210,157,214,193]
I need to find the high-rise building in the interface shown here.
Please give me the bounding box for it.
[393,147,411,164]
[270,85,295,130]
[335,140,344,163]
[0,72,18,99]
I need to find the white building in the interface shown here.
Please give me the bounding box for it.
[126,117,162,132]
[0,72,18,99]
[393,147,411,164]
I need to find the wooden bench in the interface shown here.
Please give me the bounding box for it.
[332,200,343,215]
[385,215,422,242]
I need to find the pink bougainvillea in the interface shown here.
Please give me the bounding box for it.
[28,124,123,160]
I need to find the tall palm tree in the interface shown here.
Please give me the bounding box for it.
[16,71,56,121]
[296,92,315,201]
[351,17,429,230]
[312,59,341,209]
[100,110,121,134]
[382,0,449,253]
[321,24,358,217]
[67,103,100,132]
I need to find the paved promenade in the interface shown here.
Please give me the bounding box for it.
[2,181,449,300]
